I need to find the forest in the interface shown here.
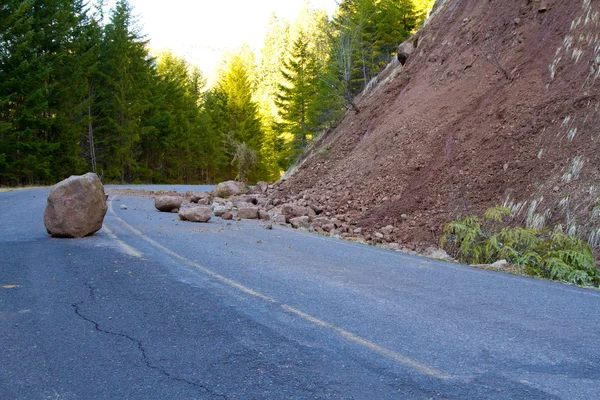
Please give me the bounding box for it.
[0,0,434,185]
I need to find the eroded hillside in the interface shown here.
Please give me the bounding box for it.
[270,0,600,253]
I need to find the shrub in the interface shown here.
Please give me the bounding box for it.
[441,206,600,287]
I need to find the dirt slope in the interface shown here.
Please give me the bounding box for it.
[271,0,600,252]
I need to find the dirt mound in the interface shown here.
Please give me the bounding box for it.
[271,0,600,252]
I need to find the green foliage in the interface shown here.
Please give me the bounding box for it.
[442,206,600,287]
[231,141,258,184]
[0,0,434,185]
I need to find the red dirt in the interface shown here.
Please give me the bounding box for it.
[271,0,600,252]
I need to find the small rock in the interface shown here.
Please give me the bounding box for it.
[259,209,270,220]
[252,181,268,195]
[422,247,454,261]
[265,223,273,230]
[353,227,363,234]
[290,216,311,229]
[397,40,414,65]
[221,212,233,220]
[190,191,212,204]
[178,206,212,223]
[120,204,127,210]
[155,195,183,212]
[381,225,394,236]
[213,205,228,217]
[238,205,259,219]
[401,214,409,220]
[213,180,248,198]
[271,214,287,225]
[171,208,179,213]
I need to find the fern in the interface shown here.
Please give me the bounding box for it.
[441,206,600,287]
[484,206,512,222]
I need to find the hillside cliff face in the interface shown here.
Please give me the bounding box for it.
[271,0,600,252]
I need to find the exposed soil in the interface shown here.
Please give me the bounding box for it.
[270,0,600,253]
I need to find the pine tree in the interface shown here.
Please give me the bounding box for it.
[0,0,86,185]
[95,0,154,182]
[275,32,321,167]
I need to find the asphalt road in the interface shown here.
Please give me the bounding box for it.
[1,186,600,399]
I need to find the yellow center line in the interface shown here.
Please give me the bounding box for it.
[107,196,455,380]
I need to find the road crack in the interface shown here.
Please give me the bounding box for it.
[72,281,228,400]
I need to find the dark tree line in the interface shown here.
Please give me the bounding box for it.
[0,0,431,185]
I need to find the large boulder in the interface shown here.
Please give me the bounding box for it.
[178,206,212,222]
[44,173,107,238]
[155,195,183,212]
[213,181,247,198]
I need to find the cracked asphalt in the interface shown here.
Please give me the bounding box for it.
[1,185,600,399]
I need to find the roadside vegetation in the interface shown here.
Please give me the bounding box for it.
[441,206,600,287]
[0,0,434,187]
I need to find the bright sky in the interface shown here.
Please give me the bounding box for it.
[105,0,338,85]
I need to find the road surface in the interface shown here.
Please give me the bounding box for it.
[1,186,599,399]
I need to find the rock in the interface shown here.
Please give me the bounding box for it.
[231,194,258,206]
[271,214,287,225]
[252,181,268,195]
[265,223,273,230]
[221,212,233,220]
[44,173,108,238]
[238,205,259,219]
[155,195,183,212]
[401,214,409,220]
[257,197,269,207]
[120,204,127,210]
[258,209,270,220]
[178,206,212,223]
[381,225,395,236]
[190,191,212,204]
[491,259,509,269]
[375,232,384,239]
[353,227,363,234]
[213,205,228,217]
[472,259,509,270]
[397,41,414,65]
[422,247,454,261]
[171,208,179,213]
[388,243,403,251]
[322,223,335,233]
[538,0,548,12]
[281,204,315,222]
[213,180,247,198]
[290,216,311,229]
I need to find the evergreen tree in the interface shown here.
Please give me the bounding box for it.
[210,52,266,183]
[0,0,86,185]
[256,14,291,179]
[95,0,154,183]
[275,32,320,166]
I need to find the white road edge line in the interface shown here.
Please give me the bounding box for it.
[102,224,143,258]
[107,196,455,380]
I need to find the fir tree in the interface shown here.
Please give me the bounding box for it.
[275,32,320,166]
